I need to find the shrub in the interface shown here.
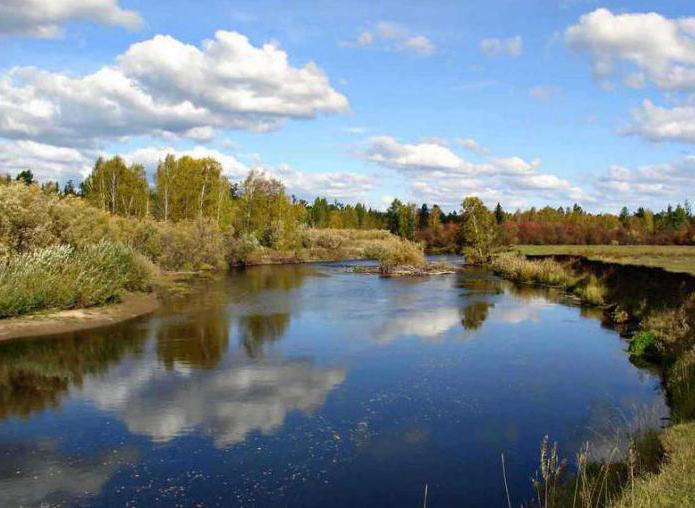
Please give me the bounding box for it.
[629,331,660,359]
[0,241,156,318]
[363,237,425,274]
[157,219,225,271]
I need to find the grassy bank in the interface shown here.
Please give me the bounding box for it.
[494,251,695,506]
[489,252,607,306]
[516,245,695,276]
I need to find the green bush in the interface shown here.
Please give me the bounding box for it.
[0,241,156,318]
[157,219,225,271]
[629,331,660,359]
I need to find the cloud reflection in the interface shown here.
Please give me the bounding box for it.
[79,357,345,448]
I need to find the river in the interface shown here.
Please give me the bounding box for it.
[0,259,667,506]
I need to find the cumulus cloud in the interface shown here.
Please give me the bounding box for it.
[0,30,348,147]
[363,136,586,207]
[480,36,523,57]
[594,156,695,206]
[365,136,492,175]
[341,21,435,56]
[626,99,695,144]
[0,139,92,182]
[0,0,142,38]
[566,8,695,91]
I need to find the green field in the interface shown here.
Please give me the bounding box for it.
[515,245,695,276]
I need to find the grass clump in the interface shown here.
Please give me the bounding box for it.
[363,237,425,275]
[0,241,156,318]
[490,252,608,306]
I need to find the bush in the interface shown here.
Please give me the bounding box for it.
[157,219,225,271]
[629,331,660,359]
[363,237,425,274]
[0,241,156,318]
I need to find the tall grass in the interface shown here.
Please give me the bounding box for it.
[490,253,606,306]
[363,237,426,274]
[0,241,156,318]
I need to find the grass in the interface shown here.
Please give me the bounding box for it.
[612,422,695,507]
[0,241,156,318]
[489,252,607,306]
[363,236,426,275]
[515,245,695,276]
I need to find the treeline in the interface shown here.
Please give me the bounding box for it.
[384,198,695,250]
[5,155,695,254]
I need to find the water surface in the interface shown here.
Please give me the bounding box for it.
[0,260,666,506]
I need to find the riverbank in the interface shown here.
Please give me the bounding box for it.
[493,249,695,507]
[0,292,159,341]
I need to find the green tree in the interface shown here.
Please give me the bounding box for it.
[15,170,35,185]
[494,202,505,225]
[82,156,150,218]
[459,196,496,263]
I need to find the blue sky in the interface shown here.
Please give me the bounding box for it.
[1,0,694,212]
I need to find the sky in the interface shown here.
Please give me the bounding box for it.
[1,0,695,212]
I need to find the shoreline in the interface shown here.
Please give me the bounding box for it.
[0,292,160,342]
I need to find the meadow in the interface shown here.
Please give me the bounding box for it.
[516,244,695,276]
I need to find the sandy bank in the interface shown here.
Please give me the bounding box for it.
[0,292,160,341]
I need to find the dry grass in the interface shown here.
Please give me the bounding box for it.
[490,252,607,306]
[363,236,426,275]
[516,245,695,276]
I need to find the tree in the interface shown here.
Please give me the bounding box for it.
[619,206,630,227]
[494,202,505,225]
[459,196,496,263]
[62,180,78,196]
[153,155,233,225]
[15,170,35,185]
[234,170,300,248]
[82,156,150,218]
[418,204,430,230]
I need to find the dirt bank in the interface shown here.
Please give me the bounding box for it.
[0,292,160,341]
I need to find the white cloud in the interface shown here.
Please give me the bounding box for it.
[626,99,695,144]
[365,135,491,175]
[480,36,523,57]
[341,21,435,56]
[0,0,142,38]
[594,156,695,206]
[0,30,348,147]
[565,8,695,91]
[456,137,491,156]
[363,136,588,208]
[0,139,92,182]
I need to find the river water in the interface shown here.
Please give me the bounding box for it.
[0,260,667,506]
